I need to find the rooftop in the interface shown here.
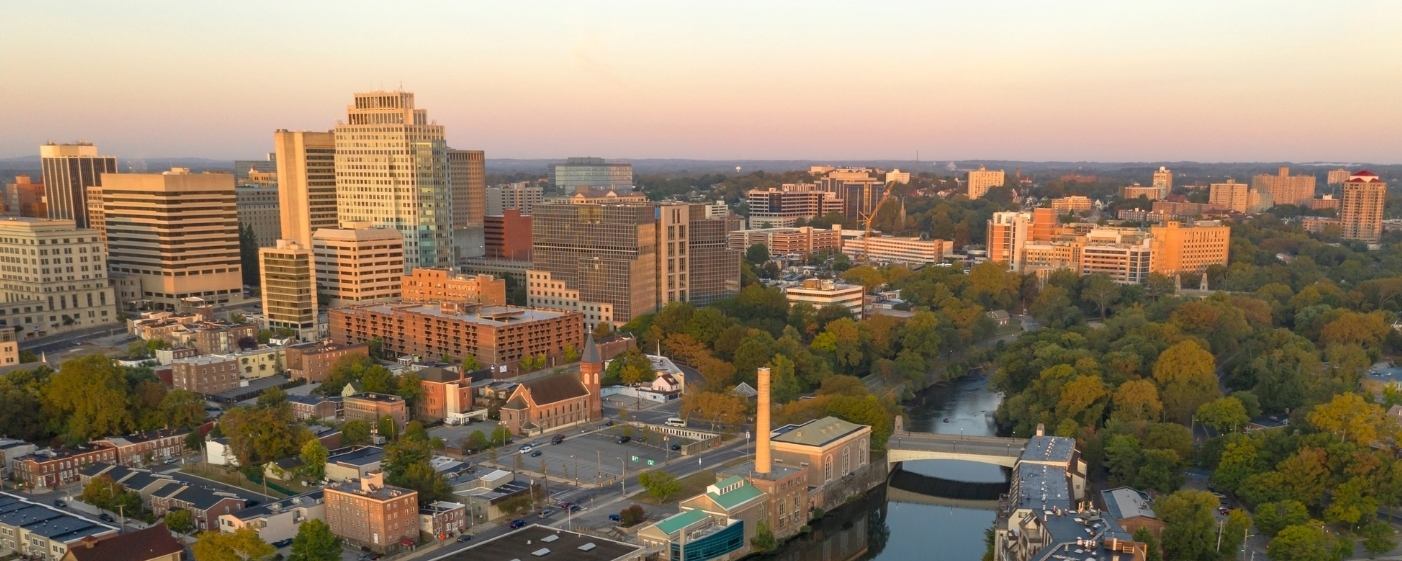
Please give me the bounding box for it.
[1021,435,1076,464]
[652,508,710,535]
[704,476,765,511]
[771,417,867,448]
[425,524,642,561]
[64,523,184,561]
[344,302,575,327]
[0,492,117,545]
[328,446,385,467]
[347,392,404,404]
[227,490,324,520]
[1100,487,1155,521]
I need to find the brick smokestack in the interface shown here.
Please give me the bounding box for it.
[756,366,771,474]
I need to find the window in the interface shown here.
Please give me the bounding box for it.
[824,455,833,482]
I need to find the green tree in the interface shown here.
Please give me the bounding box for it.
[1135,449,1184,493]
[81,475,121,511]
[1081,273,1121,319]
[1322,476,1377,529]
[1266,521,1338,561]
[288,519,341,561]
[257,387,287,408]
[218,402,309,466]
[41,355,134,442]
[745,243,770,265]
[194,527,275,561]
[404,420,430,442]
[637,470,683,503]
[1133,526,1162,561]
[361,365,396,394]
[490,424,513,446]
[1111,379,1163,422]
[461,354,482,373]
[1154,490,1219,561]
[564,344,580,363]
[1361,521,1397,555]
[1255,501,1310,538]
[464,430,489,451]
[299,439,329,481]
[1195,396,1249,433]
[619,504,646,526]
[341,420,371,445]
[1307,392,1388,446]
[165,509,194,534]
[160,389,207,428]
[751,521,778,552]
[1221,509,1253,559]
[1152,340,1221,425]
[1211,437,1263,493]
[396,372,424,410]
[392,462,454,506]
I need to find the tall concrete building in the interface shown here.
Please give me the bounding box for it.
[333,91,450,270]
[1152,166,1173,196]
[236,185,282,247]
[1341,171,1386,242]
[967,166,1005,200]
[746,186,843,228]
[2,175,46,217]
[0,218,117,337]
[448,149,486,263]
[312,224,405,307]
[1328,168,1351,186]
[679,206,743,306]
[815,168,886,218]
[233,154,277,186]
[1150,221,1231,277]
[40,143,117,229]
[485,182,543,216]
[1252,166,1316,208]
[100,169,243,308]
[1209,179,1270,214]
[260,239,318,341]
[530,203,656,324]
[274,130,337,247]
[987,211,1030,270]
[548,157,633,192]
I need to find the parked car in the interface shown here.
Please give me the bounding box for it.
[98,513,114,522]
[608,514,622,522]
[539,509,554,518]
[456,534,472,543]
[530,450,543,457]
[617,436,631,444]
[519,444,532,453]
[163,458,179,465]
[604,420,615,427]
[551,434,565,444]
[670,444,682,451]
[510,519,527,529]
[272,538,294,548]
[52,499,66,508]
[1218,507,1230,515]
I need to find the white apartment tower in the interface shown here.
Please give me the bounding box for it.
[334,91,451,271]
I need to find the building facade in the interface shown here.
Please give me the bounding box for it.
[401,268,506,306]
[235,185,282,247]
[0,218,117,337]
[531,203,657,323]
[1149,221,1230,276]
[1050,196,1092,213]
[841,235,952,266]
[548,157,633,191]
[324,473,418,553]
[343,393,408,430]
[312,225,405,307]
[274,130,337,247]
[815,168,886,219]
[259,240,318,340]
[171,355,240,395]
[483,209,532,261]
[3,175,46,217]
[101,169,243,308]
[485,183,543,216]
[329,303,582,376]
[447,149,486,264]
[334,91,451,270]
[783,279,864,319]
[727,226,842,256]
[1120,185,1161,201]
[285,341,368,383]
[745,187,843,228]
[40,143,117,229]
[1253,166,1317,208]
[1341,171,1387,242]
[967,166,1005,200]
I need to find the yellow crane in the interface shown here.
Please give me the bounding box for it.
[857,185,897,264]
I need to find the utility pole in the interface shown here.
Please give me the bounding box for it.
[619,457,626,496]
[1216,519,1224,552]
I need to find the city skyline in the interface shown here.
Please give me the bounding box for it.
[4,2,1401,163]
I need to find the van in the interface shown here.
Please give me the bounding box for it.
[665,417,686,428]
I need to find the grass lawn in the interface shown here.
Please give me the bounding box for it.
[627,470,717,506]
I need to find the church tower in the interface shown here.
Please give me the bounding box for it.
[580,333,603,420]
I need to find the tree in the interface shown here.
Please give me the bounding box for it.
[342,420,371,446]
[218,402,308,467]
[1081,274,1121,319]
[1133,527,1162,561]
[1361,521,1396,555]
[1221,509,1253,559]
[1267,521,1338,561]
[490,424,513,446]
[637,470,683,503]
[165,510,194,534]
[186,430,206,452]
[361,365,395,394]
[257,387,287,408]
[396,372,424,409]
[1307,392,1388,446]
[1135,449,1183,493]
[288,519,341,561]
[751,521,778,552]
[745,243,770,266]
[81,475,121,511]
[42,355,134,442]
[461,354,482,373]
[680,391,747,430]
[393,461,454,506]
[1255,501,1310,538]
[463,430,489,452]
[1152,341,1220,425]
[194,527,275,561]
[299,439,329,481]
[1322,476,1377,529]
[1195,397,1249,433]
[1112,379,1163,422]
[1154,490,1219,561]
[619,504,646,526]
[564,344,580,363]
[1277,447,1330,508]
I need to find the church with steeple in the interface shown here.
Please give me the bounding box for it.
[499,333,604,435]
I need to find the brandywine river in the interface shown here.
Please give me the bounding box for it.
[754,374,1006,561]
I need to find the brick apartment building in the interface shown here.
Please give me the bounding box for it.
[189,322,258,355]
[415,367,476,423]
[329,302,582,377]
[324,472,419,553]
[13,445,120,489]
[150,485,246,531]
[93,429,191,467]
[170,355,240,395]
[285,341,368,383]
[484,209,532,261]
[401,269,507,306]
[343,393,408,431]
[287,394,344,421]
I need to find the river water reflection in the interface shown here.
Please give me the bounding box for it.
[758,375,1005,561]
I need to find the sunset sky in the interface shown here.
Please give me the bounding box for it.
[4,1,1400,162]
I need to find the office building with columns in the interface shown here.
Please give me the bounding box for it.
[274,130,338,247]
[260,239,318,341]
[40,143,117,229]
[0,218,117,337]
[311,224,405,308]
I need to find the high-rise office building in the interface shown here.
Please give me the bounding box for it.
[485,182,544,216]
[40,143,117,229]
[484,209,532,261]
[333,91,451,270]
[967,166,1005,200]
[666,205,742,307]
[312,224,405,307]
[2,175,46,217]
[0,218,117,336]
[259,240,317,340]
[1327,169,1351,186]
[1252,166,1316,208]
[101,168,243,308]
[1150,221,1230,277]
[233,154,277,186]
[236,185,281,247]
[746,186,843,227]
[1208,180,1251,213]
[987,211,1030,270]
[274,130,337,247]
[447,149,486,263]
[531,203,657,324]
[1341,171,1386,242]
[815,169,886,218]
[1152,166,1173,196]
[548,157,633,192]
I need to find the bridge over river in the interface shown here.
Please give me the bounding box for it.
[887,417,1029,468]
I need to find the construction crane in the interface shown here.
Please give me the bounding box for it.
[857,185,897,265]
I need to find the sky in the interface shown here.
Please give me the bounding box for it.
[3,1,1401,163]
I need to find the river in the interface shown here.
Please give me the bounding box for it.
[756,374,1006,561]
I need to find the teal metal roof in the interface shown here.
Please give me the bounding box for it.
[653,508,709,535]
[707,476,764,511]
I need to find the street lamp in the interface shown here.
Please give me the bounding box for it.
[571,455,578,487]
[617,457,626,496]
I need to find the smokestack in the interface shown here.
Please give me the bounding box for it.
[756,367,771,474]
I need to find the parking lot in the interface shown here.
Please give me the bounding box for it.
[498,425,695,486]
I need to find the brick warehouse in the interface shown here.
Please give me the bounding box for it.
[329,302,582,377]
